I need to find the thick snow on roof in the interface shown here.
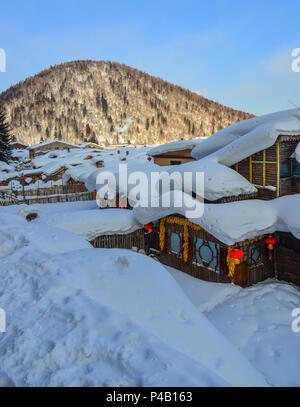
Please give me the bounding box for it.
[39,161,65,176]
[28,139,79,150]
[134,192,300,245]
[63,164,96,184]
[292,141,300,163]
[148,138,205,157]
[192,108,300,166]
[161,158,257,201]
[36,208,143,241]
[10,141,28,145]
[11,149,29,160]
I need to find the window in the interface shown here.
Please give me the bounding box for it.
[280,161,292,178]
[248,242,263,269]
[293,161,300,177]
[170,160,182,165]
[193,237,219,271]
[168,230,182,258]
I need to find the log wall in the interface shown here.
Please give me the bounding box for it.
[232,136,300,200]
[90,229,145,251]
[276,232,300,286]
[153,217,273,287]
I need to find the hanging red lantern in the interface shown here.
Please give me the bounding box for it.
[264,236,277,260]
[264,235,277,249]
[230,248,244,264]
[23,176,27,180]
[147,157,152,162]
[144,222,154,233]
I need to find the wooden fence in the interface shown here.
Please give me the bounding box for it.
[0,190,94,206]
[14,183,88,198]
[24,191,94,205]
[0,192,21,206]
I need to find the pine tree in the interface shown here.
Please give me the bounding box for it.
[0,107,12,163]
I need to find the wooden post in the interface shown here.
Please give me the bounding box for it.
[276,141,280,197]
[249,156,253,183]
[22,174,25,202]
[263,150,266,187]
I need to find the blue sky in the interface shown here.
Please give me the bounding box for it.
[0,0,300,115]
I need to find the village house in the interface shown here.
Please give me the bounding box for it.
[147,139,204,166]
[28,139,79,159]
[131,109,300,288]
[10,141,28,150]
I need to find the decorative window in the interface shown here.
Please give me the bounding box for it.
[292,161,300,177]
[248,242,263,269]
[168,230,182,258]
[280,161,292,178]
[192,237,220,271]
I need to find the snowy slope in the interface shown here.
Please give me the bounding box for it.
[163,266,300,387]
[0,212,267,387]
[207,280,300,386]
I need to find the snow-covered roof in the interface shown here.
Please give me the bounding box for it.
[77,142,103,149]
[36,208,143,241]
[148,138,205,157]
[160,158,257,201]
[191,108,300,166]
[145,108,299,201]
[40,162,65,176]
[63,163,96,184]
[291,141,300,163]
[10,141,28,147]
[134,192,300,245]
[28,139,79,150]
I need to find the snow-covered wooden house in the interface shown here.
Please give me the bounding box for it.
[147,139,204,166]
[134,109,300,287]
[191,109,300,201]
[28,140,79,159]
[134,197,276,287]
[10,141,28,150]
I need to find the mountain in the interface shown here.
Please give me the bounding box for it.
[0,60,254,146]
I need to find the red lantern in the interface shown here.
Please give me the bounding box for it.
[23,176,27,180]
[144,222,154,233]
[264,236,277,260]
[230,249,244,264]
[0,183,4,187]
[147,157,152,162]
[264,236,277,249]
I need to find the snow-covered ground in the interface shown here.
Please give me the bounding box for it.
[0,201,299,387]
[165,266,300,387]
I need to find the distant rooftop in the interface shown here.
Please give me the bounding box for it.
[28,139,79,150]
